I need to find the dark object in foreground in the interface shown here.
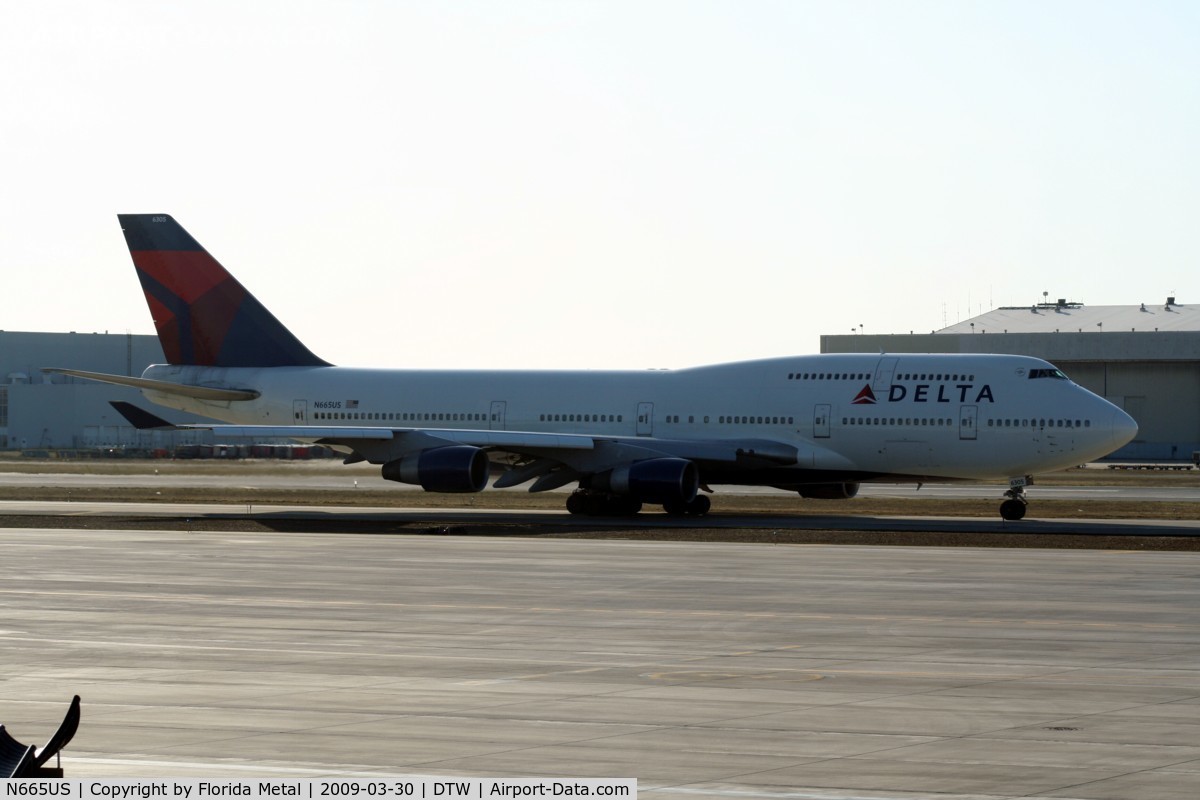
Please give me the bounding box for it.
[0,695,80,777]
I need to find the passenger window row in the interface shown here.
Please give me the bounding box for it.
[843,417,953,427]
[786,372,978,382]
[897,373,974,381]
[314,411,487,422]
[989,418,1090,428]
[310,410,1092,433]
[788,372,871,381]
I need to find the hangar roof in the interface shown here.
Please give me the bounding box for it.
[937,299,1199,335]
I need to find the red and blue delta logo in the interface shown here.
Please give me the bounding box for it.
[852,385,877,404]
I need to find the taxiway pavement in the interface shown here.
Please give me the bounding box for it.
[1,527,1198,798]
[2,468,1199,503]
[2,499,1199,538]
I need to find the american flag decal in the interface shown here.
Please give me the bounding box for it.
[346,399,359,409]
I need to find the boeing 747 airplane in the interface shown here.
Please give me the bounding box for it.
[49,215,1138,520]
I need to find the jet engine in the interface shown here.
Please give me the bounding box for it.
[381,445,489,493]
[591,458,699,504]
[797,482,860,499]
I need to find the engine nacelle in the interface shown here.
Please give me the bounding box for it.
[797,482,860,499]
[604,458,699,504]
[381,445,489,493]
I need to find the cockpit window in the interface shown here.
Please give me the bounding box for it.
[1028,368,1068,380]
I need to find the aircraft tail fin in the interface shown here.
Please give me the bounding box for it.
[118,214,329,368]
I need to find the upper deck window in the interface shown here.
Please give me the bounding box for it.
[1028,368,1068,380]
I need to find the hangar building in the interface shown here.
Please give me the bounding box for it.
[821,298,1199,461]
[0,330,211,452]
[6,298,1197,462]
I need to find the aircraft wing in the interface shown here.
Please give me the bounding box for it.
[217,425,799,491]
[110,402,799,490]
[155,421,793,463]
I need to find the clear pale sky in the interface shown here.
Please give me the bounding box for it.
[2,1,1196,369]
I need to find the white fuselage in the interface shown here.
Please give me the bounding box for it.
[139,352,1137,484]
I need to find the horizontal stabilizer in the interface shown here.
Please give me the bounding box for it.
[43,368,259,401]
[110,401,178,430]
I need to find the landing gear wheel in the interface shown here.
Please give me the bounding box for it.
[999,480,1029,520]
[567,490,643,516]
[566,490,587,515]
[999,499,1027,521]
[615,497,643,516]
[663,495,712,517]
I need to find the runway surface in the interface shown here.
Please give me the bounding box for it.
[2,526,1198,798]
[2,499,1199,540]
[2,468,1199,501]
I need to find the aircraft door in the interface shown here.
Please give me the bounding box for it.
[636,402,654,436]
[873,357,898,391]
[489,401,507,430]
[293,400,308,423]
[959,404,977,440]
[814,404,831,438]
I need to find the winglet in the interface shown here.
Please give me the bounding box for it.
[119,214,330,368]
[109,401,178,430]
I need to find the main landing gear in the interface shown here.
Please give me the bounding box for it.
[663,495,711,517]
[566,490,643,517]
[565,490,712,517]
[999,478,1030,521]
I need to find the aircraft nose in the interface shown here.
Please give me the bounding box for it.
[1108,406,1138,451]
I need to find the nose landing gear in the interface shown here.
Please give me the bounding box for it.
[999,477,1031,520]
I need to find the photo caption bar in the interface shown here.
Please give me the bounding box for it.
[1,780,636,800]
